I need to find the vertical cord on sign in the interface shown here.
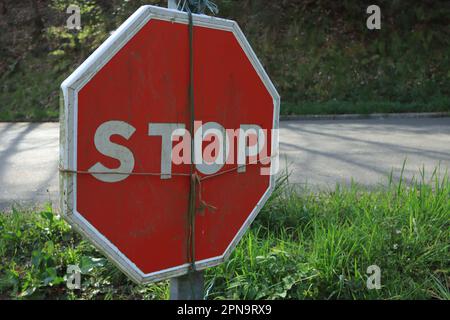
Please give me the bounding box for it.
[187,10,197,273]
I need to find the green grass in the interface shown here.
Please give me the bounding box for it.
[0,169,449,300]
[282,97,450,116]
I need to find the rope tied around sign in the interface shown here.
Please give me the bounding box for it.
[177,0,219,15]
[186,9,197,272]
[59,154,277,271]
[59,153,277,270]
[59,9,277,275]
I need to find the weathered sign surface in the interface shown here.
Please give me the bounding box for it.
[60,5,279,283]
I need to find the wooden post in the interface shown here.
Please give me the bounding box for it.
[167,0,205,300]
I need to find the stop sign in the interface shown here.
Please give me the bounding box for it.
[60,5,279,283]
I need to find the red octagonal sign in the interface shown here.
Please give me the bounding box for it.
[60,6,280,283]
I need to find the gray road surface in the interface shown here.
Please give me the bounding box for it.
[0,118,449,210]
[280,118,449,188]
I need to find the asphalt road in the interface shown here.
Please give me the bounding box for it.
[0,118,449,210]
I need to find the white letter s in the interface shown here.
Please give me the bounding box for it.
[89,121,136,183]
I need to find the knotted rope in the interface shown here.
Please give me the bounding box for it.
[187,10,197,271]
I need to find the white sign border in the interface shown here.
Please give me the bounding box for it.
[60,5,280,284]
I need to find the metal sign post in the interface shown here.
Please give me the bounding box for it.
[167,0,205,300]
[168,0,177,10]
[170,271,205,300]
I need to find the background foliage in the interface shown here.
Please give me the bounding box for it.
[0,0,449,120]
